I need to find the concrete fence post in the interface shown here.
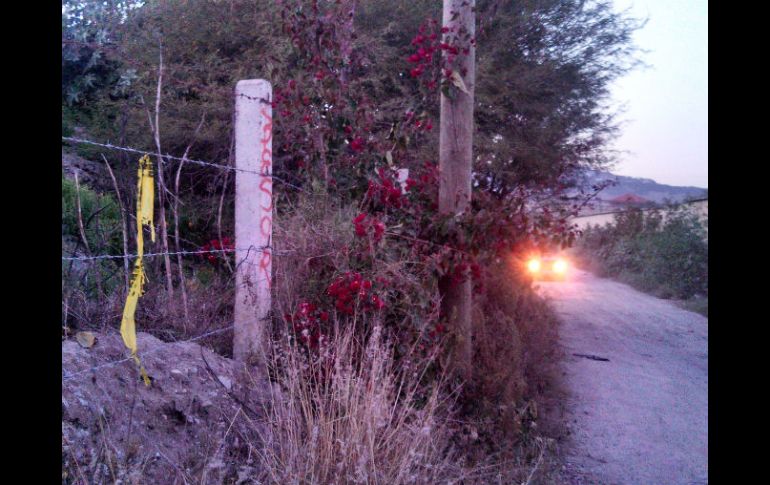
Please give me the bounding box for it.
[233,79,273,363]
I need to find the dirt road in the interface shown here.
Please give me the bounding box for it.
[537,270,708,485]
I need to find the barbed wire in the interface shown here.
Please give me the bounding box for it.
[62,245,296,261]
[61,136,308,193]
[63,136,261,174]
[62,325,236,381]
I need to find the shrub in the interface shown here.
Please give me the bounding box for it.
[470,259,561,448]
[62,174,121,252]
[62,175,124,316]
[575,207,708,299]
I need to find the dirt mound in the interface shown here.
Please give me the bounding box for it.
[62,331,268,484]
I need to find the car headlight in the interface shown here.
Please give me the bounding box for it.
[527,258,541,273]
[552,259,568,274]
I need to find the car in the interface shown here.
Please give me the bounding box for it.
[524,252,570,281]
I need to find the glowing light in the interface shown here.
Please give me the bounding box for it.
[527,258,541,272]
[553,259,568,274]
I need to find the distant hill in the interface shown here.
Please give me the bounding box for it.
[580,170,707,204]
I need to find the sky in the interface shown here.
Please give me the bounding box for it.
[609,0,708,188]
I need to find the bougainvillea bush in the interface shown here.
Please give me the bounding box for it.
[265,0,576,333]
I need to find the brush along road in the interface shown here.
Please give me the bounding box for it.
[538,269,708,485]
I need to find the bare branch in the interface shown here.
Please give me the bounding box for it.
[101,153,131,291]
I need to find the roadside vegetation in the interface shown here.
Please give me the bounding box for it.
[62,0,640,482]
[573,206,708,316]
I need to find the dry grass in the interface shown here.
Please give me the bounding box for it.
[257,322,464,484]
[271,193,358,317]
[254,318,563,484]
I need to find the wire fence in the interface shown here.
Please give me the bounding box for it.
[62,136,308,192]
[62,245,296,262]
[62,132,471,382]
[62,133,298,382]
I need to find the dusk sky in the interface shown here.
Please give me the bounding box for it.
[610,0,708,188]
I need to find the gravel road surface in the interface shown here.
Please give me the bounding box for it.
[537,270,708,485]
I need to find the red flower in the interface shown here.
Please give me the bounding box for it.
[350,137,365,152]
[371,294,385,310]
[327,273,384,316]
[373,220,385,241]
[298,302,316,316]
[200,237,234,265]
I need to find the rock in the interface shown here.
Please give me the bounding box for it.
[217,376,233,391]
[62,148,111,192]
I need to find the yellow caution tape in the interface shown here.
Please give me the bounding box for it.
[120,155,154,386]
[138,154,156,245]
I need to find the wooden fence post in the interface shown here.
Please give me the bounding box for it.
[438,0,476,382]
[233,79,273,363]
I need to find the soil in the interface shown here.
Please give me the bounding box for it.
[62,331,269,484]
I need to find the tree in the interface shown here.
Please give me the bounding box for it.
[69,0,640,190]
[472,0,642,195]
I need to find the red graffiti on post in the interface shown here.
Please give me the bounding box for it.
[259,178,273,210]
[259,107,273,289]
